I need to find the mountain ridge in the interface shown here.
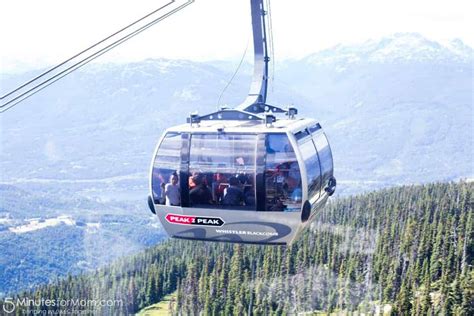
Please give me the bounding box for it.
[301,33,473,65]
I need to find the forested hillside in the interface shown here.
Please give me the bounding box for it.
[4,181,473,315]
[1,36,471,297]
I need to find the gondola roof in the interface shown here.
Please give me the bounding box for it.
[166,117,319,134]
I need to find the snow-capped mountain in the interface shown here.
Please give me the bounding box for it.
[276,33,472,192]
[302,33,473,65]
[1,32,471,192]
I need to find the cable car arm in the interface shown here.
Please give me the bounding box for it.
[236,0,270,114]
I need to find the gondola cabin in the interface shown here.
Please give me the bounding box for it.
[148,114,336,245]
[147,0,336,245]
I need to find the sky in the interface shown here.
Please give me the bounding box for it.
[0,0,472,73]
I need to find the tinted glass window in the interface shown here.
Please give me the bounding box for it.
[265,134,302,212]
[313,131,333,187]
[188,134,257,210]
[152,133,182,205]
[308,123,321,134]
[298,136,322,202]
[294,130,310,140]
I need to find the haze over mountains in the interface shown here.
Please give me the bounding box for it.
[0,33,472,294]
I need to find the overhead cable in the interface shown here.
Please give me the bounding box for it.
[1,0,195,113]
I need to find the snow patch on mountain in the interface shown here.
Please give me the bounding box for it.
[9,215,75,234]
[305,33,473,65]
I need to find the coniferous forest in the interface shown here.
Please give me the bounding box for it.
[3,181,473,315]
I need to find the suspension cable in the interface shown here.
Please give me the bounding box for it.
[216,32,250,110]
[1,0,194,113]
[266,0,275,93]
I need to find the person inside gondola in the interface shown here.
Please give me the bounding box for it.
[152,169,167,204]
[165,173,181,206]
[244,188,255,206]
[223,176,245,206]
[189,173,213,205]
[160,182,166,204]
[188,171,199,190]
[269,197,286,212]
[212,170,228,203]
[237,173,248,185]
[287,161,301,189]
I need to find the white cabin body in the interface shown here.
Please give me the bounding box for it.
[148,117,336,245]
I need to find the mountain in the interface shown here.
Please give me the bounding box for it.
[1,33,471,190]
[277,33,473,192]
[4,181,473,314]
[0,184,165,296]
[0,33,472,295]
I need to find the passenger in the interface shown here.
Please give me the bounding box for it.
[152,170,166,204]
[244,190,255,206]
[160,182,166,204]
[223,176,245,206]
[235,155,251,186]
[189,173,213,205]
[212,172,228,203]
[286,161,301,194]
[237,173,248,185]
[205,173,214,189]
[188,171,199,190]
[269,197,286,212]
[165,173,181,206]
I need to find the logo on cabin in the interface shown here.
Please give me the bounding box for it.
[165,213,225,227]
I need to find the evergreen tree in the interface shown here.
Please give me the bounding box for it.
[9,182,472,315]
